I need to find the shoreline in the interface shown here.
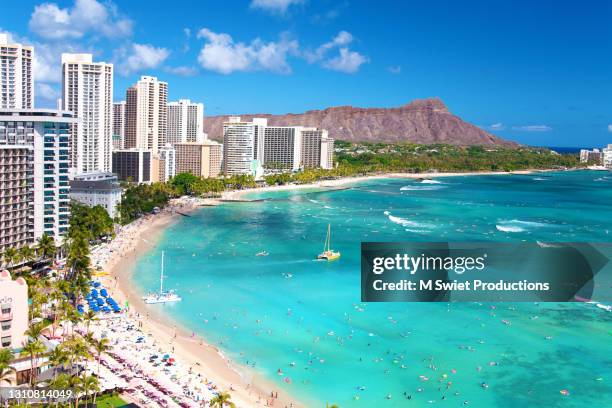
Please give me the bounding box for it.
[221,168,558,200]
[96,199,302,408]
[93,168,575,407]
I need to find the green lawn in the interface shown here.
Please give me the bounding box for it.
[90,394,130,407]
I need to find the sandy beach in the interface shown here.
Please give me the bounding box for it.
[91,169,557,407]
[93,197,302,408]
[221,169,544,201]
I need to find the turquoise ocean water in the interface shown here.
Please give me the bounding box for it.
[131,171,612,407]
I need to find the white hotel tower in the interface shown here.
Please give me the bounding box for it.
[0,33,33,109]
[0,109,76,251]
[167,99,205,144]
[61,53,113,175]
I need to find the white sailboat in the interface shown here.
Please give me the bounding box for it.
[143,251,181,304]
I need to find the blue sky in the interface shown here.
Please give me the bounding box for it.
[1,0,611,146]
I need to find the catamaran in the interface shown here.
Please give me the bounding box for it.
[317,224,341,261]
[143,251,182,304]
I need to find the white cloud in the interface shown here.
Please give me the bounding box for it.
[322,48,368,73]
[607,124,612,132]
[116,43,170,76]
[388,65,401,74]
[512,125,553,132]
[487,123,506,131]
[29,0,131,40]
[36,82,60,102]
[250,0,304,14]
[305,30,353,63]
[196,28,298,74]
[304,31,368,73]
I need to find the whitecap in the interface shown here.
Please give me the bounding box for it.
[405,229,429,234]
[419,179,444,184]
[400,185,444,191]
[496,225,525,233]
[386,212,434,229]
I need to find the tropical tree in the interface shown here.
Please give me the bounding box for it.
[2,247,18,269]
[94,337,109,378]
[36,233,56,261]
[82,375,99,406]
[20,340,46,386]
[210,391,236,408]
[47,347,68,383]
[18,245,36,268]
[0,348,15,385]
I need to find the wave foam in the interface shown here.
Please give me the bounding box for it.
[496,219,550,233]
[400,185,444,191]
[386,212,434,229]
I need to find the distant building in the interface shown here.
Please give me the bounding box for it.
[167,99,205,145]
[0,109,75,252]
[113,101,126,150]
[0,34,33,109]
[579,148,603,164]
[263,126,301,171]
[301,128,334,169]
[158,144,176,182]
[61,53,113,175]
[175,141,222,178]
[70,172,122,218]
[222,116,333,176]
[112,149,155,184]
[223,117,262,176]
[603,144,612,169]
[0,270,28,351]
[124,76,167,154]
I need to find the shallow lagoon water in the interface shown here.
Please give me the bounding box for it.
[132,171,612,407]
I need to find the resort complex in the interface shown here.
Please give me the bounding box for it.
[0,2,611,407]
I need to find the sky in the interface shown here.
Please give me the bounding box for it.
[1,0,610,147]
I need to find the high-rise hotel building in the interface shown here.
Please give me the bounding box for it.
[175,141,222,179]
[222,117,266,176]
[61,53,113,175]
[0,109,76,252]
[125,76,167,154]
[223,117,333,176]
[0,33,33,109]
[167,99,204,145]
[301,128,334,169]
[112,101,126,150]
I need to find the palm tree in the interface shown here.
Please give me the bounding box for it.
[2,247,18,269]
[94,337,109,379]
[20,339,46,386]
[83,310,96,335]
[49,373,71,408]
[0,348,15,386]
[18,245,36,269]
[47,347,68,382]
[25,322,45,341]
[210,391,236,408]
[82,374,99,406]
[36,233,56,261]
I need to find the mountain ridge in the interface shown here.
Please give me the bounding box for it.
[203,98,516,146]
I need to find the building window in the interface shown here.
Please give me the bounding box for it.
[1,304,10,315]
[1,336,10,347]
[1,321,10,331]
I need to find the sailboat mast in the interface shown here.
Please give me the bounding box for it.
[327,224,331,251]
[160,251,164,293]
